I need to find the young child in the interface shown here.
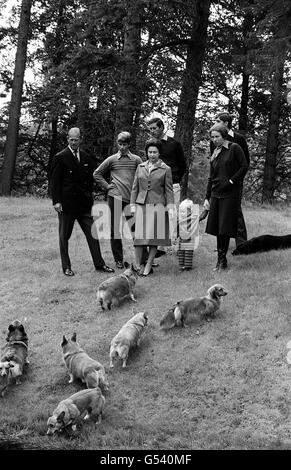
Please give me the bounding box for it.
[178,198,199,271]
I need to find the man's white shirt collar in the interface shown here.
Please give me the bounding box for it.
[117,150,134,159]
[69,146,79,160]
[228,129,234,138]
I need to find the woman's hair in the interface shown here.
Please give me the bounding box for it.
[145,137,162,155]
[117,131,131,143]
[209,123,229,139]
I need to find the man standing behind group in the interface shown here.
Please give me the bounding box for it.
[93,132,142,269]
[50,127,114,276]
[210,112,250,247]
[147,117,187,256]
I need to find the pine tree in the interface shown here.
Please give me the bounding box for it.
[0,0,32,195]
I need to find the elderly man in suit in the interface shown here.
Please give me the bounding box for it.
[210,112,250,248]
[50,127,114,276]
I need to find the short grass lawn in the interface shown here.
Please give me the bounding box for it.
[0,197,291,450]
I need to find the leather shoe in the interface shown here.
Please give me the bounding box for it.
[151,262,159,268]
[154,250,166,259]
[141,268,153,277]
[115,261,124,269]
[63,268,75,276]
[96,265,115,273]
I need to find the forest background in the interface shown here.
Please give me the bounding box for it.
[0,0,290,204]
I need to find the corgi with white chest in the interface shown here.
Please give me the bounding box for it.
[47,388,105,435]
[0,320,29,397]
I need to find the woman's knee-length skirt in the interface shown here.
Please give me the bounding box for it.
[206,197,239,238]
[134,203,171,246]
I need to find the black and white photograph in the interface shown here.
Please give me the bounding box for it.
[0,0,290,456]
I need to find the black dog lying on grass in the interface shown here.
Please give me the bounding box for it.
[232,234,291,255]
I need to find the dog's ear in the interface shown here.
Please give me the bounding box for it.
[57,411,66,423]
[18,325,25,333]
[124,261,130,269]
[71,332,77,342]
[207,286,214,296]
[8,324,15,332]
[61,335,68,347]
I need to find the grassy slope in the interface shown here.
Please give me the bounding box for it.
[0,197,291,450]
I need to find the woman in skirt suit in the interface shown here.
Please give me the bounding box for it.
[204,123,249,271]
[130,138,174,276]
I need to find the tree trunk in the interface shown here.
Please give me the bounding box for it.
[238,7,253,133]
[262,49,285,203]
[48,117,58,178]
[76,78,91,148]
[239,71,250,133]
[174,0,211,198]
[114,0,143,147]
[0,0,32,195]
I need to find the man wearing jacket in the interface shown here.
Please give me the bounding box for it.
[50,127,114,276]
[210,112,250,247]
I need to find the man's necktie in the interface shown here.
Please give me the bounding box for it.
[73,149,79,161]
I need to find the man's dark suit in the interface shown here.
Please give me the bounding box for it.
[50,146,106,272]
[210,131,250,247]
[160,137,186,184]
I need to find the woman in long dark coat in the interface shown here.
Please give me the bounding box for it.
[130,138,174,276]
[204,123,249,271]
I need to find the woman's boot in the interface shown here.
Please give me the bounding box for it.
[220,250,228,270]
[213,249,222,271]
[213,249,228,271]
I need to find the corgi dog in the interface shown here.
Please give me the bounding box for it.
[109,311,148,368]
[96,262,139,311]
[47,388,105,435]
[61,333,109,391]
[0,320,29,397]
[160,284,228,329]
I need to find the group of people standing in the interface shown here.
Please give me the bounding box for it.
[50,112,250,277]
